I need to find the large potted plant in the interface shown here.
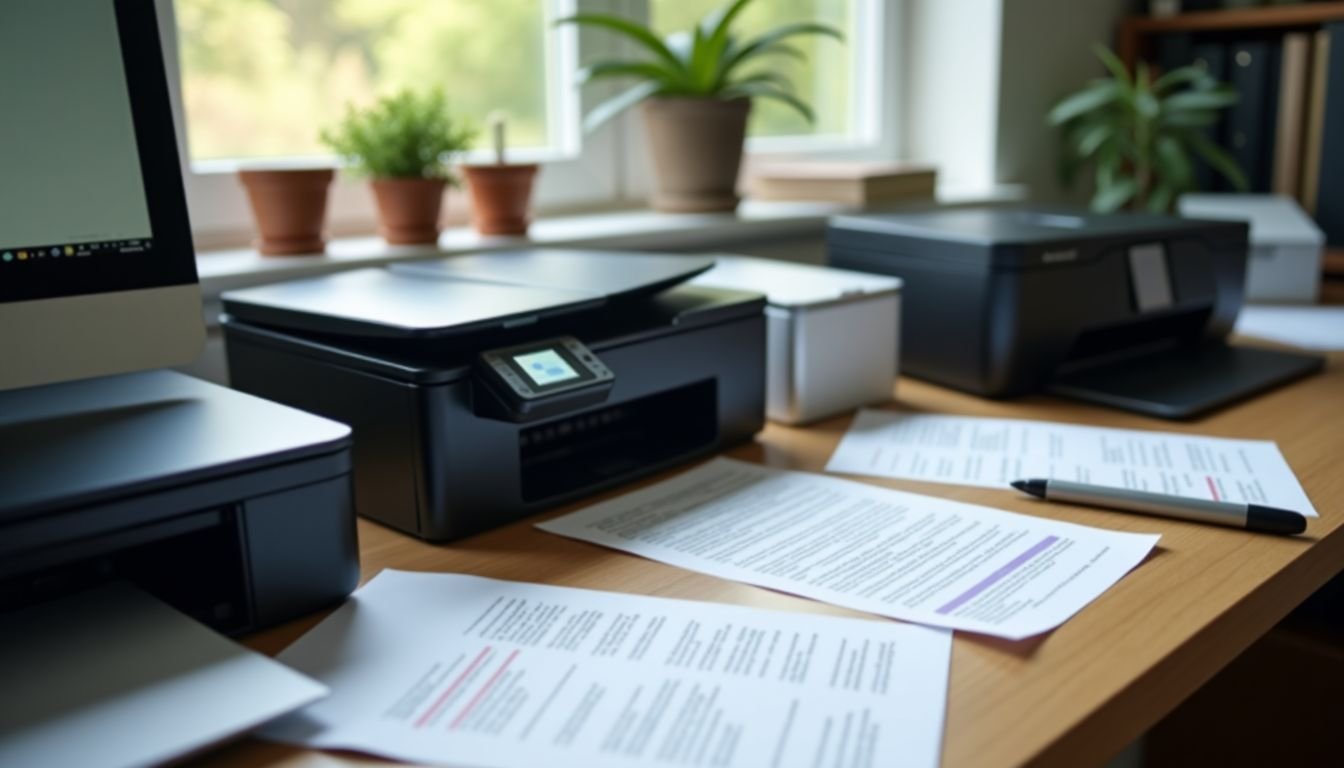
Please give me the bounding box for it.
[558,0,841,213]
[1049,45,1245,213]
[321,89,476,245]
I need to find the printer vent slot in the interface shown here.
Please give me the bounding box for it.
[1057,307,1211,372]
[519,380,718,503]
[0,508,253,635]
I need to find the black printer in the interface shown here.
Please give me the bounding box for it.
[220,249,766,541]
[0,371,360,636]
[828,207,1323,418]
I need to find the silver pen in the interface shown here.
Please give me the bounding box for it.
[1011,478,1307,536]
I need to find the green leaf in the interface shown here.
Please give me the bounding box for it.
[699,0,753,85]
[1091,177,1137,212]
[1153,64,1213,94]
[582,80,663,132]
[723,81,814,123]
[1047,82,1120,125]
[721,22,843,81]
[1071,121,1114,157]
[1164,88,1238,112]
[1183,129,1249,191]
[1093,44,1132,90]
[578,60,681,88]
[1154,134,1192,189]
[555,13,686,76]
[726,70,795,93]
[1147,183,1175,213]
[1162,110,1219,127]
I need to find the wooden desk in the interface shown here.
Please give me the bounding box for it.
[207,347,1343,768]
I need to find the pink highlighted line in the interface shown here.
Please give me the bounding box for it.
[415,647,492,729]
[451,649,520,730]
[1206,475,1220,501]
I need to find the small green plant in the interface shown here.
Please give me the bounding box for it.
[320,89,476,182]
[1049,45,1246,213]
[557,0,842,131]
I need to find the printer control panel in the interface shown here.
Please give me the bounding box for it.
[477,336,615,422]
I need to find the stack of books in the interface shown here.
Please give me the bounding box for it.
[747,162,937,208]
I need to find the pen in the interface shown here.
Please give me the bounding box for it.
[1010,478,1307,536]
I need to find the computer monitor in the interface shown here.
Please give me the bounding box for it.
[0,0,203,391]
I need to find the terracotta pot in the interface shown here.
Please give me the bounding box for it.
[237,168,333,255]
[462,164,539,236]
[639,97,751,213]
[370,178,447,245]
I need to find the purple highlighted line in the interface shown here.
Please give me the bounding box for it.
[936,535,1060,615]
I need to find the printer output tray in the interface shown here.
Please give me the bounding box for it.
[1049,343,1324,419]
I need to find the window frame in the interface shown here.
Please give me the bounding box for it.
[156,0,902,248]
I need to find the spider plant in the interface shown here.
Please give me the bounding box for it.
[557,0,843,131]
[1049,44,1246,213]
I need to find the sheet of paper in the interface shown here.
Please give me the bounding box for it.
[261,569,952,768]
[0,583,327,768]
[538,458,1159,640]
[1235,305,1344,350]
[827,410,1318,517]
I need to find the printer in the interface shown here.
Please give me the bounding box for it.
[219,249,767,541]
[827,207,1324,418]
[0,371,361,636]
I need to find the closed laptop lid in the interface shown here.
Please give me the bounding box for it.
[391,249,715,301]
[222,267,605,339]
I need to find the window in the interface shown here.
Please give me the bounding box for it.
[162,0,897,242]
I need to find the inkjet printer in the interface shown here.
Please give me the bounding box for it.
[219,249,766,541]
[0,371,360,636]
[827,207,1324,418]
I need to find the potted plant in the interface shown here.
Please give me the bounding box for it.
[1049,44,1246,213]
[321,89,476,245]
[237,166,334,256]
[461,115,539,236]
[558,0,842,213]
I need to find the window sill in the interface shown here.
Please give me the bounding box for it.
[196,185,1025,299]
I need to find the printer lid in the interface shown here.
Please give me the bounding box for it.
[829,207,1245,265]
[222,250,716,339]
[0,371,351,521]
[392,249,715,300]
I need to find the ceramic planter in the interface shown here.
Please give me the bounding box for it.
[370,178,447,245]
[639,97,751,213]
[462,164,539,236]
[237,168,334,256]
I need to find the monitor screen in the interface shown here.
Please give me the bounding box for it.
[0,0,196,305]
[0,0,202,390]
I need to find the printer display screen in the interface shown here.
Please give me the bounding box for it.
[514,348,581,387]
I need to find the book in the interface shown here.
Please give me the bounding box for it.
[1316,23,1344,245]
[748,162,937,207]
[1190,41,1229,191]
[1301,29,1330,214]
[1226,40,1279,193]
[1272,34,1312,198]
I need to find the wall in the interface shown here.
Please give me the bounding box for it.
[994,0,1134,203]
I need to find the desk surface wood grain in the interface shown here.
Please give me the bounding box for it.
[204,344,1343,768]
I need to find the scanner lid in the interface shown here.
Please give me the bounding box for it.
[390,249,715,300]
[221,250,715,339]
[829,207,1246,264]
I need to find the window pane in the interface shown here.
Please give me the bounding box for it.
[175,0,553,165]
[649,0,854,139]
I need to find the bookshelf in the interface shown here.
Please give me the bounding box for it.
[1119,3,1344,286]
[1119,3,1344,65]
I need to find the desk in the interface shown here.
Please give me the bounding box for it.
[206,347,1343,768]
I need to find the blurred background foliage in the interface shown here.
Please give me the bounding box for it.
[177,0,854,164]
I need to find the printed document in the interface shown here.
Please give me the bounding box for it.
[827,410,1317,516]
[0,583,326,768]
[538,458,1159,639]
[262,569,953,768]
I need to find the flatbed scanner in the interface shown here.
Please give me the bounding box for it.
[827,207,1324,418]
[0,371,360,636]
[220,249,766,541]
